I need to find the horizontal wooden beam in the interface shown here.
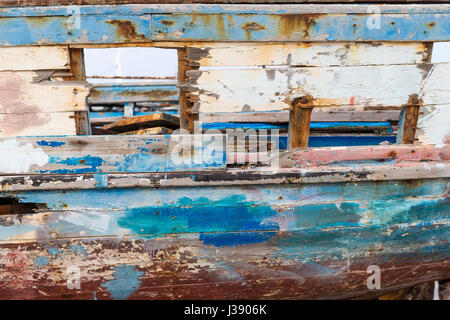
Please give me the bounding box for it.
[0,4,448,45]
[0,46,70,71]
[185,63,450,113]
[280,144,450,167]
[1,161,449,192]
[0,1,447,7]
[0,135,226,174]
[186,43,431,67]
[89,83,179,104]
[199,110,402,123]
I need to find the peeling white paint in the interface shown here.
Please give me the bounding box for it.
[416,106,450,148]
[0,139,49,173]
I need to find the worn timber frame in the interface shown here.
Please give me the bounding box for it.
[0,1,449,300]
[0,3,449,138]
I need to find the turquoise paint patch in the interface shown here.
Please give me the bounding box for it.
[101,265,144,300]
[94,173,109,189]
[68,244,88,257]
[34,256,49,267]
[292,202,362,230]
[200,231,276,247]
[48,247,61,256]
[117,195,280,236]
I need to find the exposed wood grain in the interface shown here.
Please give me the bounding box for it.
[397,95,421,144]
[0,72,90,114]
[200,110,402,123]
[0,112,78,137]
[101,113,180,132]
[184,63,450,113]
[178,48,198,132]
[288,95,314,148]
[64,48,90,135]
[187,43,431,67]
[118,127,173,135]
[0,46,70,71]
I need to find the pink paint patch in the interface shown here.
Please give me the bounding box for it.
[349,96,355,105]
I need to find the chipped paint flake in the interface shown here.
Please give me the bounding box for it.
[0,139,48,173]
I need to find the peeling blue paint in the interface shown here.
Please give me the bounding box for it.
[34,256,49,267]
[101,265,143,300]
[0,5,448,46]
[94,173,109,189]
[48,247,62,256]
[36,140,66,147]
[68,244,88,258]
[200,231,276,247]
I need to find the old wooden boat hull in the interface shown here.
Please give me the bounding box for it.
[0,1,449,300]
[0,178,449,300]
[0,137,449,299]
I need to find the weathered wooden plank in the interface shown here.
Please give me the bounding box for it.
[280,144,450,167]
[397,95,421,144]
[200,110,402,123]
[0,112,78,137]
[184,63,450,113]
[0,229,448,299]
[0,178,447,238]
[89,83,179,104]
[0,46,70,71]
[0,135,226,174]
[64,48,90,135]
[201,121,392,133]
[2,4,449,17]
[187,43,431,67]
[288,95,314,148]
[0,1,447,7]
[178,48,198,132]
[101,113,180,132]
[416,105,450,147]
[152,12,450,42]
[1,160,449,192]
[0,72,90,114]
[0,5,448,46]
[118,127,173,135]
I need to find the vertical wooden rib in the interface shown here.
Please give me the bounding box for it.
[65,47,90,135]
[397,94,422,144]
[398,43,432,144]
[288,95,314,149]
[178,48,198,133]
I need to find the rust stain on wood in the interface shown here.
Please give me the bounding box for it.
[106,19,147,41]
[278,14,324,40]
[289,94,314,149]
[401,94,422,144]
